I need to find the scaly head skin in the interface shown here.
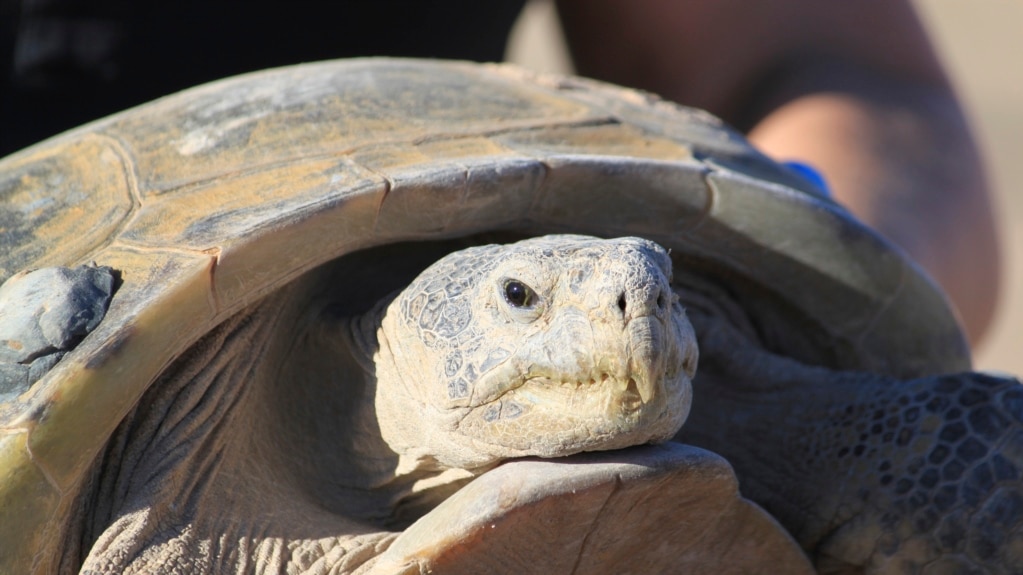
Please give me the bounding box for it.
[371,235,698,470]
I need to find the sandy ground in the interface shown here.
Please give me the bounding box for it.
[505,0,1022,375]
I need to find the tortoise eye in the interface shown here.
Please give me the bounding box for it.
[503,280,536,308]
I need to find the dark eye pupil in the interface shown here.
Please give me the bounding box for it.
[504,281,532,307]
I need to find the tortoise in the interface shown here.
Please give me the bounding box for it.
[0,58,1020,574]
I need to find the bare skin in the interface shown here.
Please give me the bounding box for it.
[556,0,1000,344]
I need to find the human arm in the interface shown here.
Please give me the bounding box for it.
[555,0,1000,345]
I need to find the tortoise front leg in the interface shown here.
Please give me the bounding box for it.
[369,444,815,575]
[678,311,1023,574]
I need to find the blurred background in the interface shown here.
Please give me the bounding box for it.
[505,0,1022,374]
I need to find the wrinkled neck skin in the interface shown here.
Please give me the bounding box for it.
[344,297,485,520]
[69,287,463,574]
[670,275,891,546]
[673,275,1023,573]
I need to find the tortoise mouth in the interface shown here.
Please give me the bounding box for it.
[451,366,690,462]
[469,367,660,421]
[516,372,650,412]
[447,312,692,460]
[456,312,673,412]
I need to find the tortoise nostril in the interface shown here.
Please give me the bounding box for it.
[617,293,627,314]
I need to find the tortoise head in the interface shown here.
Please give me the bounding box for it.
[371,235,698,470]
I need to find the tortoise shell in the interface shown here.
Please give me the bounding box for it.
[0,58,967,572]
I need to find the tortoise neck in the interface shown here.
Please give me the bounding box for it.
[671,302,907,554]
[683,364,897,545]
[345,302,482,527]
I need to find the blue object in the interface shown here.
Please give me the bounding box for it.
[782,161,831,197]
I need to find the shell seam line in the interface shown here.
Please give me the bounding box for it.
[65,132,144,267]
[569,475,621,575]
[448,163,471,232]
[140,116,620,196]
[524,160,551,223]
[105,241,221,260]
[686,165,718,235]
[96,241,222,314]
[849,261,906,350]
[23,429,64,496]
[352,164,390,237]
[408,116,619,146]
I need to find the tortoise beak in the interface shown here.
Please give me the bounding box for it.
[625,314,665,405]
